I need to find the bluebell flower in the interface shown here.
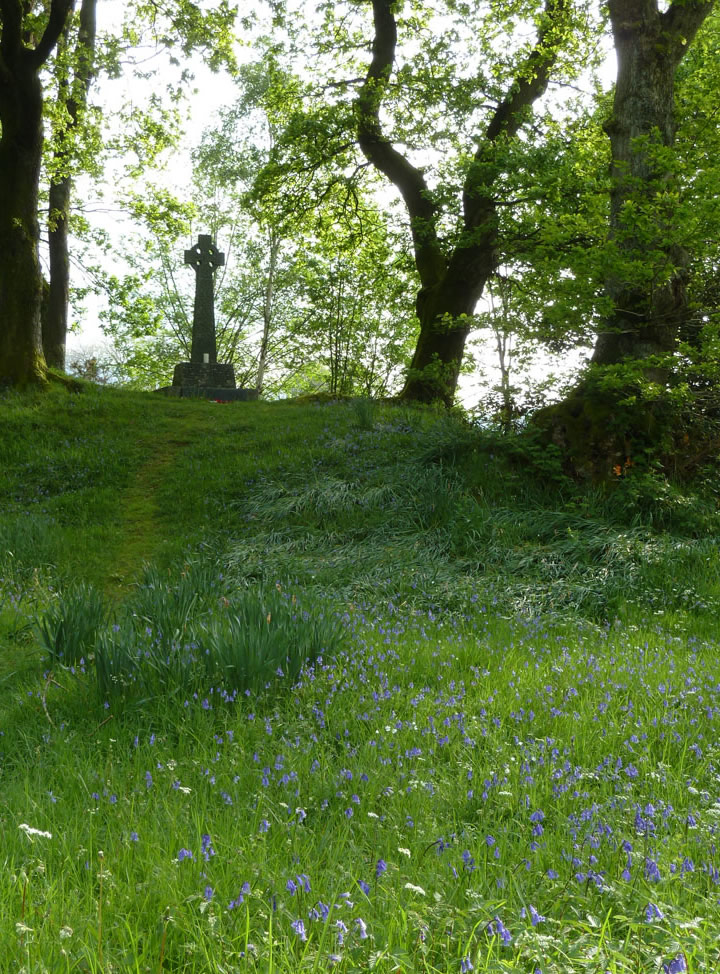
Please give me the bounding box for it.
[291,918,307,941]
[228,885,249,909]
[645,902,664,923]
[204,885,214,901]
[201,834,215,861]
[645,858,661,882]
[358,879,370,895]
[355,917,368,939]
[491,916,512,945]
[376,859,387,878]
[460,957,474,972]
[528,905,545,926]
[177,848,194,862]
[663,955,687,974]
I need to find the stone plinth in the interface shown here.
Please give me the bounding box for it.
[156,361,258,400]
[172,362,236,389]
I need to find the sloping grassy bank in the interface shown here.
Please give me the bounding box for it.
[1,386,720,972]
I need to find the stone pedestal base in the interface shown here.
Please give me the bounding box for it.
[172,362,236,389]
[155,361,259,401]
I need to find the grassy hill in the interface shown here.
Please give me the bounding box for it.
[1,385,719,972]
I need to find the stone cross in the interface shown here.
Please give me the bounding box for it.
[184,234,225,364]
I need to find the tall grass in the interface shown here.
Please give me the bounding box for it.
[2,388,720,971]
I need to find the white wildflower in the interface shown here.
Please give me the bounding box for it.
[18,824,52,840]
[404,883,426,896]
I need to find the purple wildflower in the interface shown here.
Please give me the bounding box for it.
[529,904,545,926]
[645,857,661,882]
[291,918,307,941]
[645,902,664,923]
[491,916,512,945]
[663,956,687,974]
[201,834,215,861]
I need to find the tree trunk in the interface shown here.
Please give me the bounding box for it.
[0,64,46,386]
[402,233,497,406]
[591,0,713,374]
[534,1,714,478]
[355,0,570,407]
[45,175,72,370]
[256,235,279,396]
[0,0,74,387]
[43,0,98,372]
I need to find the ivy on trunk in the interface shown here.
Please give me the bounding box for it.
[592,0,714,374]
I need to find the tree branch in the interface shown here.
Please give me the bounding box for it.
[29,0,74,69]
[663,0,715,66]
[464,0,571,229]
[355,0,446,288]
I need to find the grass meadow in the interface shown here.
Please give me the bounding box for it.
[1,386,720,972]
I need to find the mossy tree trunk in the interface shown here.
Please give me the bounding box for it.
[535,0,714,477]
[0,0,73,387]
[591,0,714,374]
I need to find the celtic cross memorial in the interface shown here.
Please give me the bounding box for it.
[184,234,224,364]
[158,230,256,400]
